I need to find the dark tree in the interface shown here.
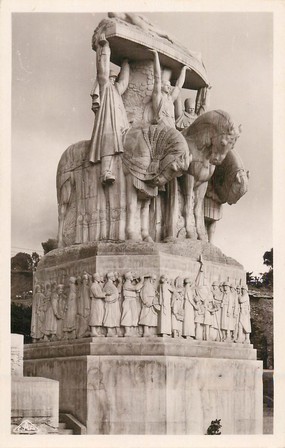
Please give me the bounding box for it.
[11,303,32,343]
[263,248,273,268]
[11,252,33,272]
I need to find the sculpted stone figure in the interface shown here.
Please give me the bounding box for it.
[171,277,185,338]
[193,259,212,340]
[180,111,241,240]
[76,273,91,338]
[89,273,106,337]
[122,121,190,241]
[233,285,241,341]
[42,282,57,341]
[63,277,77,340]
[139,274,159,337]
[175,97,198,130]
[89,34,130,185]
[56,284,67,340]
[220,280,235,342]
[102,272,122,337]
[211,281,223,341]
[237,284,251,344]
[121,272,144,336]
[150,50,187,128]
[107,12,173,43]
[204,149,249,243]
[31,284,45,342]
[157,275,174,336]
[182,278,196,339]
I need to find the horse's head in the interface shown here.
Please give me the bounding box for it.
[183,110,241,166]
[227,169,249,204]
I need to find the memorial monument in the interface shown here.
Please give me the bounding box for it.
[24,12,261,435]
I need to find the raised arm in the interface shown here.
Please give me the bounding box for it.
[174,95,183,120]
[96,35,111,87]
[116,59,130,95]
[150,50,162,115]
[171,66,187,102]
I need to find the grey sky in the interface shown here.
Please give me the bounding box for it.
[12,12,272,274]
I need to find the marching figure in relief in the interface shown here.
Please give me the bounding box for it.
[56,284,67,340]
[121,272,144,336]
[171,277,185,338]
[139,274,159,337]
[31,283,45,343]
[211,281,223,341]
[157,275,174,336]
[182,278,196,339]
[89,273,106,337]
[43,282,58,341]
[76,273,91,338]
[63,277,78,340]
[89,34,130,185]
[233,285,241,341]
[237,284,251,344]
[103,272,122,337]
[220,280,235,342]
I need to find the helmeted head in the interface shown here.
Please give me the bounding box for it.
[241,284,248,292]
[93,273,101,282]
[109,69,118,85]
[185,97,195,114]
[124,271,133,281]
[212,281,219,290]
[106,272,115,281]
[223,280,230,291]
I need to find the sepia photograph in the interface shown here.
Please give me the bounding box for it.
[1,1,285,447]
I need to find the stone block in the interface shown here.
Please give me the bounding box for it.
[11,377,59,428]
[24,339,262,434]
[11,333,24,377]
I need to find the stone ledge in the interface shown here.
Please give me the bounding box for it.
[37,240,243,271]
[24,338,256,361]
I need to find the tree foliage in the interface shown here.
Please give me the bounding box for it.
[246,248,273,289]
[11,303,32,343]
[11,251,40,272]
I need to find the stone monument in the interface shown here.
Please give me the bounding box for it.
[23,13,261,435]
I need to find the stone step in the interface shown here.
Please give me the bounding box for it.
[58,428,73,435]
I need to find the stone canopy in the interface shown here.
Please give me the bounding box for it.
[92,17,209,90]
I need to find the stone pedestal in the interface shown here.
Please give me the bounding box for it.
[24,338,263,435]
[34,240,245,287]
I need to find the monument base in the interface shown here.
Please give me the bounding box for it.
[24,338,263,435]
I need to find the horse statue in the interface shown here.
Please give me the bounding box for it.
[177,110,242,241]
[56,110,242,247]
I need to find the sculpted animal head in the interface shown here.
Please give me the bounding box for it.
[182,110,241,166]
[209,149,249,204]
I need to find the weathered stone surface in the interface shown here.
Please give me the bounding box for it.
[37,240,243,270]
[24,338,256,360]
[93,17,209,89]
[24,339,262,434]
[11,377,59,428]
[11,334,24,376]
